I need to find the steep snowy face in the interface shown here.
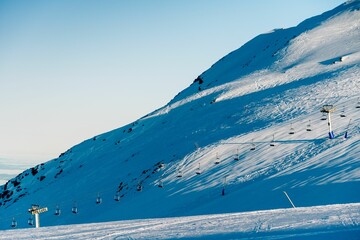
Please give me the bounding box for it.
[0,1,359,230]
[167,0,360,107]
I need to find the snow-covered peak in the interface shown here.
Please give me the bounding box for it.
[165,0,360,109]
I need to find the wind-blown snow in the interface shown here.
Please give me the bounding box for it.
[0,0,359,234]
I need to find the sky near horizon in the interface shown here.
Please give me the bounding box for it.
[0,0,344,169]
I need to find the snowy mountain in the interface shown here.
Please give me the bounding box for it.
[1,0,359,231]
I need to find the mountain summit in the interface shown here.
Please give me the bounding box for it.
[1,0,359,229]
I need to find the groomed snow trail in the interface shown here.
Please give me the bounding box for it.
[1,203,359,240]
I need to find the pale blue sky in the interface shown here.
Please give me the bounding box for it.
[0,0,344,165]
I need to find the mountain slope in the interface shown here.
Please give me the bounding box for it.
[1,0,359,230]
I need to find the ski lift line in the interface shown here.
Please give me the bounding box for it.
[0,162,232,226]
[221,140,310,145]
[12,110,353,222]
[0,176,147,224]
[0,204,37,224]
[0,206,50,227]
[2,119,359,228]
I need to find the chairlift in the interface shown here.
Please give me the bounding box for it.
[158,180,164,188]
[250,143,256,151]
[306,120,312,131]
[177,170,183,178]
[250,139,256,150]
[340,106,346,117]
[28,216,34,226]
[234,149,239,161]
[270,134,275,146]
[96,193,102,204]
[321,112,327,120]
[137,184,143,192]
[72,203,78,214]
[114,192,121,201]
[289,124,295,134]
[215,153,220,164]
[356,98,360,108]
[11,218,17,228]
[54,205,61,216]
[195,163,201,175]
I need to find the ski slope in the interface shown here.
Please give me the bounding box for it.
[0,0,359,232]
[0,203,359,239]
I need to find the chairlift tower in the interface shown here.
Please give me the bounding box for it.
[28,204,48,228]
[321,105,336,139]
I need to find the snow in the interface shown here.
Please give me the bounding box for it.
[0,203,359,239]
[0,0,359,236]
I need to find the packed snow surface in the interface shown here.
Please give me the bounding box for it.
[1,203,359,240]
[0,0,359,234]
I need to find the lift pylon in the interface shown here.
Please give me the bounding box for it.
[321,105,336,139]
[28,204,48,228]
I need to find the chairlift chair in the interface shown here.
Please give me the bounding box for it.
[270,134,275,146]
[306,120,312,131]
[158,180,164,188]
[356,98,360,108]
[137,184,143,192]
[11,218,17,228]
[250,143,256,151]
[321,112,327,120]
[234,149,239,160]
[72,207,78,214]
[177,170,183,178]
[215,153,220,164]
[250,139,256,150]
[54,206,61,216]
[96,193,102,204]
[72,203,78,214]
[195,163,201,175]
[28,217,34,226]
[289,124,295,134]
[114,193,121,201]
[340,106,346,117]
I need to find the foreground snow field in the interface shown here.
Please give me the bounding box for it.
[1,203,359,240]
